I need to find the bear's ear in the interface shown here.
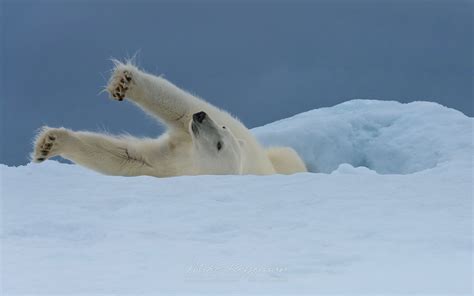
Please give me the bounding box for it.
[238,139,246,147]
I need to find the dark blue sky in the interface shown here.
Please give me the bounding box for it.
[1,0,472,166]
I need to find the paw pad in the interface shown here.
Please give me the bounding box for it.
[33,129,60,162]
[108,69,133,101]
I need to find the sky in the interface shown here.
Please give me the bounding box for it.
[1,0,472,166]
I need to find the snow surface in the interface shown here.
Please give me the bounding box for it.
[1,100,473,295]
[254,100,473,174]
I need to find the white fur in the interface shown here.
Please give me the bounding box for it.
[266,147,307,175]
[32,61,307,177]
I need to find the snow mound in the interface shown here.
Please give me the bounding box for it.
[254,100,473,174]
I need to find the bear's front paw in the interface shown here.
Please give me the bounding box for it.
[107,64,135,101]
[32,127,67,163]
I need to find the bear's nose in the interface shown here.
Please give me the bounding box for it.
[193,111,207,123]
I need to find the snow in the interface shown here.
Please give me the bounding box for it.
[1,100,472,295]
[254,100,473,174]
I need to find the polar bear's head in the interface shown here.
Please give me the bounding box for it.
[190,111,245,175]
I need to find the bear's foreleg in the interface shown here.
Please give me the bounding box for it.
[32,127,155,176]
[107,61,209,132]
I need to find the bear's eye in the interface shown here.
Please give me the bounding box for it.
[217,141,223,151]
[222,126,226,129]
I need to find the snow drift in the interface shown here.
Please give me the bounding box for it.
[254,100,472,174]
[1,100,472,295]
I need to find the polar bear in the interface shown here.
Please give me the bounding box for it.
[32,61,307,177]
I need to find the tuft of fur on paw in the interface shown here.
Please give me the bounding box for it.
[107,61,136,101]
[31,127,64,163]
